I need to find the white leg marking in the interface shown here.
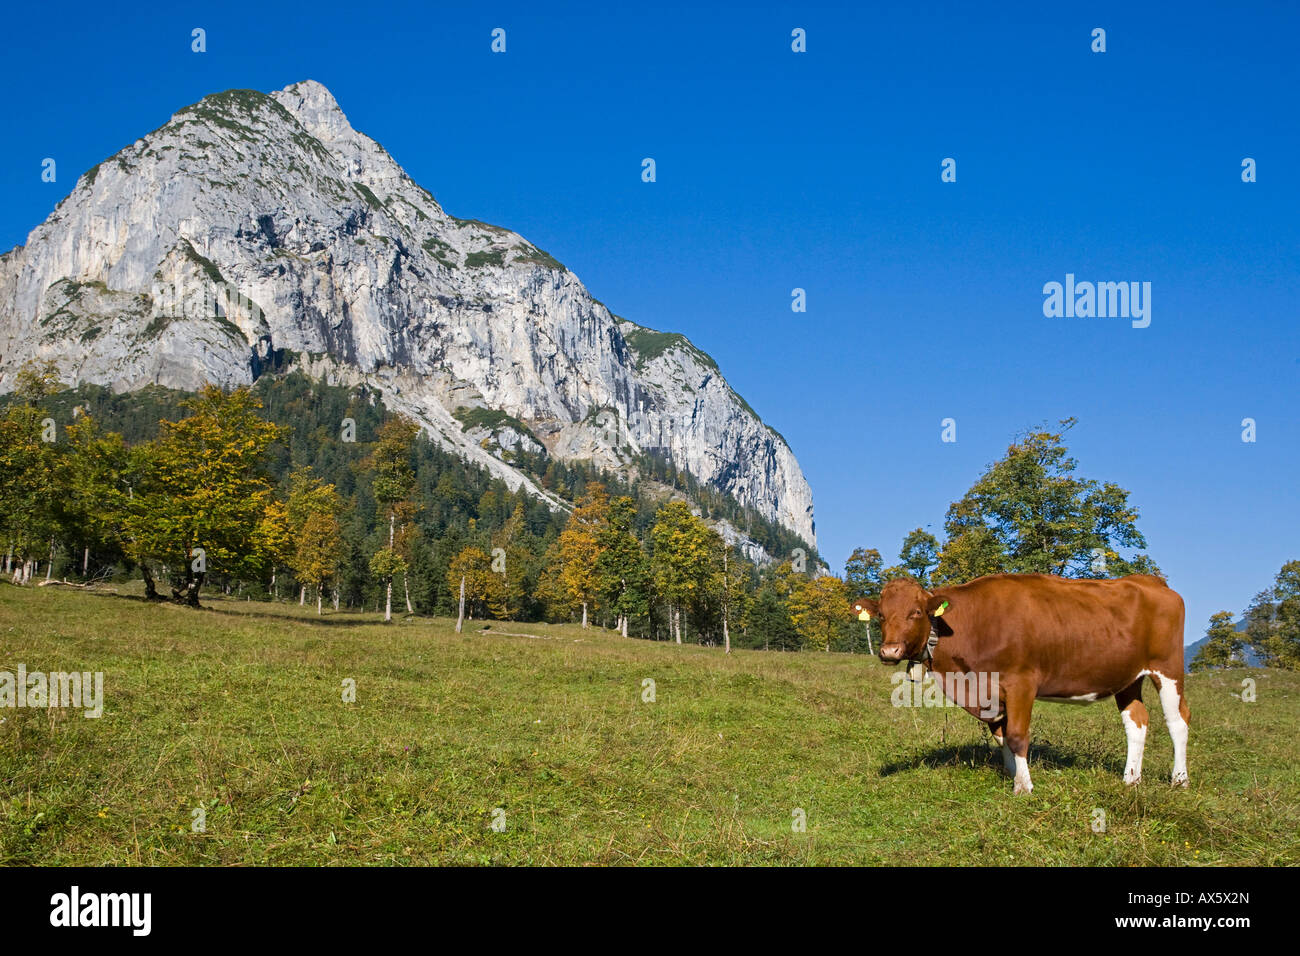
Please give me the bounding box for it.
[1012,754,1033,795]
[1120,709,1146,785]
[1153,671,1189,787]
[990,729,1015,776]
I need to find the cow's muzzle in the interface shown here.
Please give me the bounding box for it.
[879,643,906,663]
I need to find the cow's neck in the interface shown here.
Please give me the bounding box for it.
[922,617,974,678]
[906,621,943,681]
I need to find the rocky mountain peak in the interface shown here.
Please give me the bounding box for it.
[0,80,816,552]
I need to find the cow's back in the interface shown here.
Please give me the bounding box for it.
[947,573,1184,698]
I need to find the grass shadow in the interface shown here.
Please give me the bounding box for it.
[879,741,1125,778]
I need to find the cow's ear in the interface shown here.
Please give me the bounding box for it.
[852,597,879,621]
[926,594,950,617]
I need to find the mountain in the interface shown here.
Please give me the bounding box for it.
[0,80,814,554]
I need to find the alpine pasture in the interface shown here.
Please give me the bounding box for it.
[2,584,1296,866]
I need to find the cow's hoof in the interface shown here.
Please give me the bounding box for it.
[1124,774,1141,786]
[1013,780,1033,796]
[1171,773,1189,788]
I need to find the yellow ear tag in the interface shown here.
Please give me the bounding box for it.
[933,601,949,617]
[858,610,871,621]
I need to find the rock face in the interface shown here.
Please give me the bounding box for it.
[0,80,816,548]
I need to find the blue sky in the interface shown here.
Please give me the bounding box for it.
[2,1,1297,643]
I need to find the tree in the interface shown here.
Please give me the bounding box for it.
[742,585,801,651]
[787,574,855,652]
[368,416,419,613]
[594,496,650,636]
[293,511,343,614]
[121,386,284,605]
[935,419,1158,584]
[254,499,293,599]
[650,501,718,643]
[369,547,408,622]
[554,484,609,628]
[1190,612,1246,671]
[899,528,940,587]
[12,359,61,404]
[284,469,342,604]
[717,541,752,654]
[0,401,66,583]
[447,545,505,620]
[1271,561,1300,669]
[844,547,883,599]
[492,502,534,620]
[283,471,343,614]
[64,415,132,577]
[1243,560,1300,669]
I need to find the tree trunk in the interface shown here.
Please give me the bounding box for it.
[674,606,682,644]
[332,588,339,612]
[722,549,730,654]
[83,546,89,575]
[581,601,588,629]
[317,586,322,615]
[455,576,466,633]
[404,572,413,614]
[141,564,158,600]
[385,578,393,623]
[299,585,306,606]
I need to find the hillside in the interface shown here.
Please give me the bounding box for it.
[2,585,1296,865]
[0,80,815,551]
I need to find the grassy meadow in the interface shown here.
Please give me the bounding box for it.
[1,582,1296,865]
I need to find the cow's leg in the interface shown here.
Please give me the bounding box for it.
[987,719,1015,776]
[1003,683,1036,795]
[1151,671,1190,787]
[1115,679,1148,785]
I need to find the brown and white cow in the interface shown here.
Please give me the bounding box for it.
[852,573,1188,794]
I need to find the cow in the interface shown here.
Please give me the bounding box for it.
[852,573,1188,795]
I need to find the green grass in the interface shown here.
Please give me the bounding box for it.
[619,321,721,375]
[1,584,1296,865]
[452,405,533,437]
[464,249,505,269]
[511,243,566,273]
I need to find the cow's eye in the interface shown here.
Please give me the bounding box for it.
[908,610,921,619]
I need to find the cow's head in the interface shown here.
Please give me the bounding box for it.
[852,578,950,664]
